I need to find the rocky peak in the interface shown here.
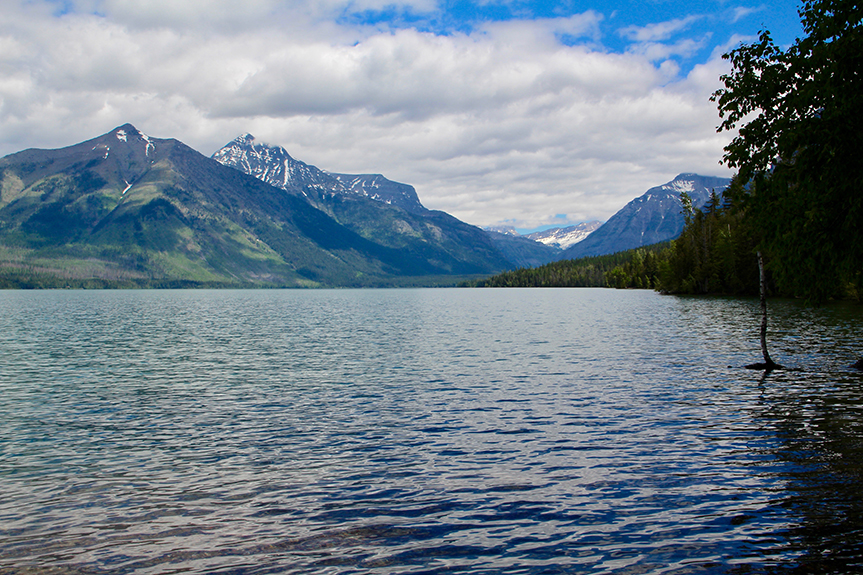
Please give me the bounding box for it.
[212,135,426,212]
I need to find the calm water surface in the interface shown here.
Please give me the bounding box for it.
[1,288,862,574]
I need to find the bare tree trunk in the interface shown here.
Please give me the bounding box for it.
[758,251,775,366]
[747,251,781,370]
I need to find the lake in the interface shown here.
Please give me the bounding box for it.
[1,288,862,574]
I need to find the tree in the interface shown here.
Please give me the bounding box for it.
[711,0,863,304]
[750,250,783,370]
[658,183,759,296]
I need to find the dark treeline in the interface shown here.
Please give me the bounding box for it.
[470,187,763,293]
[664,178,859,300]
[466,243,670,289]
[659,185,760,296]
[469,188,761,293]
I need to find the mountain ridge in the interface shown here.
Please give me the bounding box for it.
[0,124,509,287]
[212,134,426,213]
[557,173,731,260]
[211,134,509,275]
[1,125,732,286]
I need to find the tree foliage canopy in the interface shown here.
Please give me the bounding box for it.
[711,0,863,303]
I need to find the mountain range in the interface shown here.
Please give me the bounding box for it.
[479,173,730,266]
[481,221,603,269]
[0,124,507,287]
[0,124,730,287]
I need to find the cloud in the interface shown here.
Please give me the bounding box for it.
[53,0,440,30]
[629,35,711,62]
[619,15,702,43]
[0,1,735,229]
[731,6,766,23]
[477,12,604,45]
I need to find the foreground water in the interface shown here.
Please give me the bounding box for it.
[1,288,862,574]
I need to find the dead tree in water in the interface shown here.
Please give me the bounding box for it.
[746,251,782,370]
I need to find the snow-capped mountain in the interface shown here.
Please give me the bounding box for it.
[527,221,603,250]
[483,225,520,236]
[211,132,510,273]
[212,135,425,212]
[558,173,731,260]
[480,221,603,267]
[328,173,425,213]
[0,124,512,287]
[211,134,334,193]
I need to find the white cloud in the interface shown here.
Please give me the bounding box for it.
[628,36,710,61]
[0,1,735,229]
[731,6,766,23]
[56,0,439,30]
[619,15,702,42]
[477,12,604,45]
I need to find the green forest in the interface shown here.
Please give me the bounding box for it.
[467,243,669,289]
[476,0,862,304]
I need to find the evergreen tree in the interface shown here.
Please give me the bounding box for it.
[657,184,760,296]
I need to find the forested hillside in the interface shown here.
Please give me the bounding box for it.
[657,186,759,296]
[467,243,670,289]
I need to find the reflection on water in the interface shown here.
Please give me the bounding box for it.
[0,288,861,574]
[754,368,863,573]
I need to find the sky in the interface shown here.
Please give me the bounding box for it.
[0,0,804,232]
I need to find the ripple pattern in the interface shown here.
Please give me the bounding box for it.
[1,288,862,574]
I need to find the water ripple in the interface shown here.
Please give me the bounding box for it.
[1,289,862,573]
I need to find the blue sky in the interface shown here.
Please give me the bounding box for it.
[343,0,802,60]
[1,0,805,229]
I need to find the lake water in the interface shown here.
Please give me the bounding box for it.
[1,288,862,574]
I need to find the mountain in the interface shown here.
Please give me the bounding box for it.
[484,231,561,269]
[328,173,424,214]
[558,173,731,260]
[210,133,338,196]
[0,127,733,287]
[212,134,425,212]
[0,124,508,287]
[484,225,520,236]
[212,134,509,274]
[478,221,602,268]
[527,221,602,250]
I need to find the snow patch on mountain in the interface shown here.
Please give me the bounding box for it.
[483,225,520,236]
[141,134,155,157]
[110,125,156,161]
[212,134,426,212]
[482,221,602,253]
[527,221,603,250]
[665,179,696,193]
